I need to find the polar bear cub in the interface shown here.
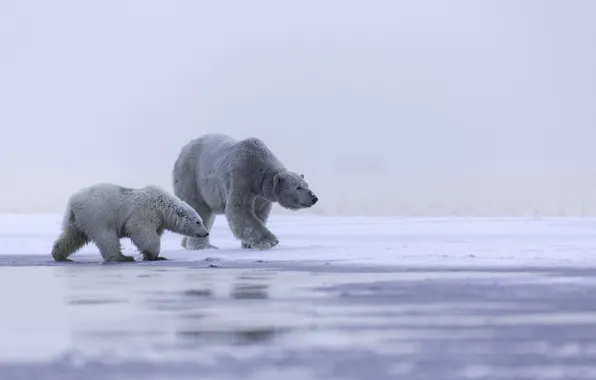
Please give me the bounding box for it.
[51,183,209,262]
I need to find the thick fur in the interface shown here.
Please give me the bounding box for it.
[51,183,209,262]
[173,133,318,251]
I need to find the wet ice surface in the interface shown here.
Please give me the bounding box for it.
[1,215,596,380]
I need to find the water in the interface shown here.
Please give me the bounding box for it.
[2,258,596,379]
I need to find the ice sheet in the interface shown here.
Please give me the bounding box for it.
[1,214,595,267]
[1,214,596,380]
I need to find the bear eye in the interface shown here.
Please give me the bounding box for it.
[196,221,201,224]
[297,186,302,190]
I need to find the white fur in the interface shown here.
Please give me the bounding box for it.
[172,133,318,251]
[51,183,209,262]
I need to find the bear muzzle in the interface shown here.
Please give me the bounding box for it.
[306,191,318,206]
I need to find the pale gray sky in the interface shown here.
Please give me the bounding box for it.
[1,0,595,215]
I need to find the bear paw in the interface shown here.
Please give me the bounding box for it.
[244,237,279,250]
[184,237,218,250]
[53,257,73,262]
[143,255,168,261]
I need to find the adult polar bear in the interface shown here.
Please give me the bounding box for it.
[173,133,319,250]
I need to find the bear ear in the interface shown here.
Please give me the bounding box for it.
[174,204,187,217]
[299,173,304,179]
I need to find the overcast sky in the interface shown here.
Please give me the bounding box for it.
[1,0,595,215]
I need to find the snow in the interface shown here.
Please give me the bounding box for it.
[1,213,596,267]
[1,214,596,380]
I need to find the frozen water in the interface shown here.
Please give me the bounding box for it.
[2,214,596,267]
[1,214,596,380]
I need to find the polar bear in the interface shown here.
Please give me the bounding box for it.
[50,183,209,262]
[172,133,319,250]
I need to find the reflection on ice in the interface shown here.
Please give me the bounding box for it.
[2,263,596,380]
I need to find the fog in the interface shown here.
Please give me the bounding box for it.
[1,0,595,216]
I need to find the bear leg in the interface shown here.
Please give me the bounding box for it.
[93,231,134,262]
[51,226,89,262]
[225,200,278,251]
[241,199,274,249]
[182,203,218,250]
[128,228,164,261]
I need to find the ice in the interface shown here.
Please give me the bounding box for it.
[1,214,596,380]
[2,213,596,267]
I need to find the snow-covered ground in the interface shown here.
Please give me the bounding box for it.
[1,214,596,380]
[2,213,596,267]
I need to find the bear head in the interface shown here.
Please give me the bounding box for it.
[172,201,210,238]
[273,171,319,211]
